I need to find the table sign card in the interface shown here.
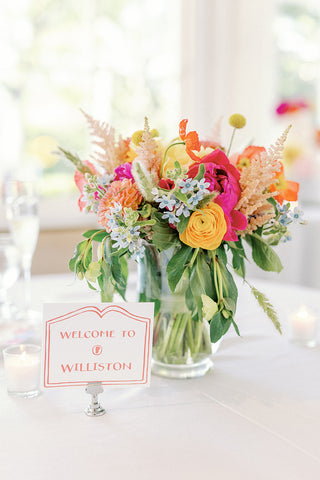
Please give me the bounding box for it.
[42,303,154,388]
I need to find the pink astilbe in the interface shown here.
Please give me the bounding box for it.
[134,117,161,180]
[82,110,130,175]
[236,153,280,235]
[236,127,291,235]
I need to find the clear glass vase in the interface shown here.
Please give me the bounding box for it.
[138,245,216,379]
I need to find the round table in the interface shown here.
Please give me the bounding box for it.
[0,274,319,480]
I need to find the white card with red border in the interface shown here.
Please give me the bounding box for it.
[42,303,154,388]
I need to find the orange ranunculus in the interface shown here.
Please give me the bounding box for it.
[179,203,227,250]
[269,163,299,205]
[97,179,142,231]
[234,145,266,170]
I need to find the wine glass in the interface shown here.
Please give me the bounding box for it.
[4,180,40,322]
[0,234,20,321]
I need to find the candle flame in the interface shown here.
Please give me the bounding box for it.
[295,305,315,322]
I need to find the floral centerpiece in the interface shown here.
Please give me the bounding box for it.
[61,112,304,378]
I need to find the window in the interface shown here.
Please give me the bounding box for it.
[0,0,181,218]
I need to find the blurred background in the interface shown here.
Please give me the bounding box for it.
[0,0,319,287]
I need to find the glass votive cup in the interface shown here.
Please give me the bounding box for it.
[3,344,41,398]
[289,306,318,348]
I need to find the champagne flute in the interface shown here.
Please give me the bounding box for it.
[0,234,20,321]
[4,180,40,321]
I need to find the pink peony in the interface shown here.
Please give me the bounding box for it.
[188,149,247,240]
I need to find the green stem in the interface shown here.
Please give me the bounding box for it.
[186,316,195,355]
[226,127,236,157]
[194,321,203,353]
[159,141,186,177]
[158,315,176,358]
[215,259,224,300]
[172,313,189,355]
[189,247,199,269]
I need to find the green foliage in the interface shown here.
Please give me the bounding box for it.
[245,233,283,272]
[176,215,189,234]
[69,229,128,301]
[210,311,232,343]
[228,239,247,278]
[167,245,194,292]
[151,209,179,251]
[82,229,107,241]
[194,163,205,181]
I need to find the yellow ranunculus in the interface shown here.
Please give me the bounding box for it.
[179,203,227,250]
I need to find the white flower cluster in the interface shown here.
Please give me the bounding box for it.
[151,178,210,226]
[265,202,306,244]
[106,203,145,261]
[83,173,113,213]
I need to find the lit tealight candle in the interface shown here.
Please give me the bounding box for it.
[289,306,318,348]
[3,344,41,398]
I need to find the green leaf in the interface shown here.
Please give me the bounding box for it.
[98,261,114,302]
[167,245,194,292]
[185,283,197,316]
[267,197,277,210]
[210,311,232,343]
[151,209,179,251]
[69,240,87,272]
[83,244,92,269]
[245,233,283,273]
[232,319,241,337]
[223,297,236,314]
[194,163,205,181]
[111,254,128,300]
[174,189,189,204]
[216,256,238,303]
[216,245,227,265]
[82,229,108,242]
[173,160,182,175]
[85,261,101,283]
[176,215,189,234]
[201,294,218,321]
[140,203,152,218]
[86,280,98,291]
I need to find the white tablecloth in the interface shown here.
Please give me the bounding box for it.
[0,274,320,480]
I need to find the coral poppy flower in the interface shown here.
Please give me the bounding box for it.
[234,145,266,170]
[74,160,97,211]
[269,163,299,204]
[179,119,201,161]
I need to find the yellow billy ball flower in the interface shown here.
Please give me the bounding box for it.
[150,128,159,138]
[131,130,144,146]
[229,113,246,129]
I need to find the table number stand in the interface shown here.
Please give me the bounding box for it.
[85,382,106,417]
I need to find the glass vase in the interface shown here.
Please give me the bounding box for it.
[138,245,217,379]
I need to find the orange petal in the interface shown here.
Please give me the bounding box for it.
[185,147,201,162]
[282,181,299,201]
[185,131,201,151]
[179,119,188,140]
